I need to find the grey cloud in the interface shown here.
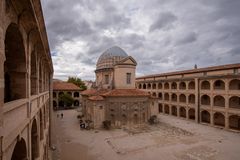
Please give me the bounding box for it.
[175,32,198,45]
[149,12,177,32]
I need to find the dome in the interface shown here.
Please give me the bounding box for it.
[96,46,128,70]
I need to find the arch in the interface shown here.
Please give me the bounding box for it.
[171,82,177,89]
[53,92,56,98]
[201,81,210,90]
[172,106,177,116]
[214,80,225,90]
[152,83,157,89]
[158,83,162,89]
[201,95,210,105]
[138,84,142,89]
[214,112,225,127]
[31,51,37,95]
[39,63,43,93]
[229,79,240,90]
[158,103,163,113]
[188,94,195,104]
[201,110,210,123]
[179,94,186,103]
[164,105,169,114]
[4,23,27,102]
[58,101,64,109]
[171,93,177,102]
[229,115,240,131]
[58,92,64,97]
[74,92,79,97]
[11,138,27,160]
[188,108,195,120]
[152,92,156,97]
[229,96,240,109]
[147,83,151,89]
[164,82,169,89]
[164,93,169,101]
[74,100,79,106]
[179,82,186,90]
[31,119,39,159]
[180,107,186,118]
[143,84,146,89]
[40,110,44,140]
[188,81,195,90]
[53,101,57,110]
[158,93,162,100]
[213,95,225,107]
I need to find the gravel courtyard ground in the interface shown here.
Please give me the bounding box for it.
[51,109,240,160]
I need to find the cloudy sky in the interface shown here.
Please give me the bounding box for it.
[41,0,240,80]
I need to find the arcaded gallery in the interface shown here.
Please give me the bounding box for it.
[0,0,53,160]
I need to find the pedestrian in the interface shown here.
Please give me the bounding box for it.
[61,113,63,118]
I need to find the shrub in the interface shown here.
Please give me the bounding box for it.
[148,115,158,125]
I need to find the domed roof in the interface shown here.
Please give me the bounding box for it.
[96,46,128,70]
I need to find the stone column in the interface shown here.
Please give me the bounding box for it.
[195,78,199,123]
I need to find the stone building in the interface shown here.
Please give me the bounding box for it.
[0,0,53,160]
[53,81,82,110]
[81,46,157,128]
[136,63,240,131]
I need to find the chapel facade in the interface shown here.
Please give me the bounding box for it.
[81,46,157,128]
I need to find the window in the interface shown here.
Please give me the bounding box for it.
[126,73,131,84]
[105,75,109,84]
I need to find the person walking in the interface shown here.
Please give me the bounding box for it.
[61,113,63,118]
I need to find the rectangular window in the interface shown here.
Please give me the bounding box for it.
[105,75,109,84]
[126,73,131,84]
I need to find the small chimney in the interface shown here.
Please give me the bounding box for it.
[194,64,197,69]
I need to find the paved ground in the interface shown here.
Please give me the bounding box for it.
[51,109,240,160]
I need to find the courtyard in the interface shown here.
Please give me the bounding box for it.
[51,109,240,160]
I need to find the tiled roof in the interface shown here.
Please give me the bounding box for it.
[88,95,105,101]
[53,82,81,91]
[81,89,109,96]
[102,89,150,97]
[137,63,240,79]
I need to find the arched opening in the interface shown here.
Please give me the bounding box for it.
[11,138,27,160]
[164,82,169,89]
[214,112,225,127]
[201,95,210,105]
[158,104,163,113]
[138,84,142,89]
[158,83,162,89]
[40,110,44,140]
[201,81,210,90]
[74,100,79,106]
[58,92,64,97]
[229,96,240,109]
[164,105,169,114]
[31,119,39,159]
[188,81,195,90]
[147,83,151,89]
[164,93,169,101]
[39,64,42,93]
[143,84,146,89]
[133,114,138,124]
[229,79,240,90]
[201,110,210,123]
[152,92,156,97]
[171,93,177,102]
[172,106,177,116]
[229,115,240,131]
[31,51,37,95]
[214,80,225,90]
[179,82,186,90]
[179,94,186,103]
[213,95,225,107]
[188,94,195,104]
[58,101,64,109]
[188,108,195,120]
[53,92,56,98]
[152,83,156,89]
[53,101,57,110]
[74,92,79,97]
[4,23,27,102]
[158,93,162,100]
[180,107,186,118]
[171,82,177,89]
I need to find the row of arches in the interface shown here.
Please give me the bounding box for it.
[138,79,240,91]
[201,95,240,108]
[53,91,80,98]
[53,100,80,109]
[153,93,196,104]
